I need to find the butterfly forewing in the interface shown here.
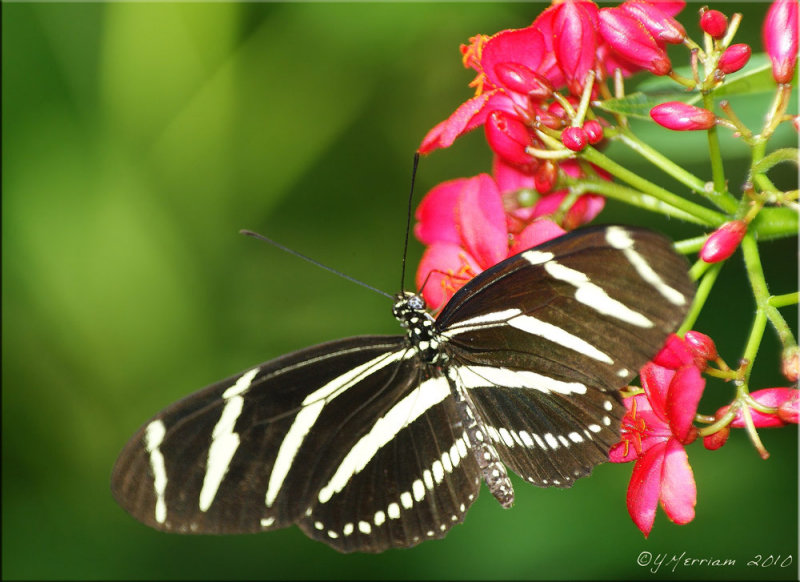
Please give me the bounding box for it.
[112,225,694,553]
[112,336,481,552]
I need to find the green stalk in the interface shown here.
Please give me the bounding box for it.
[580,147,725,226]
[679,262,722,333]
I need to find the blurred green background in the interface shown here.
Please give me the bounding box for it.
[2,2,797,580]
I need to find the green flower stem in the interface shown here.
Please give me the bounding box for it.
[688,257,713,281]
[579,147,725,226]
[769,292,799,309]
[612,131,708,197]
[752,148,800,174]
[568,178,707,224]
[702,92,735,212]
[679,262,722,334]
[674,236,707,255]
[739,234,797,382]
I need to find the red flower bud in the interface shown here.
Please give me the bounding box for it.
[699,220,747,263]
[650,101,717,130]
[700,9,728,39]
[583,119,604,144]
[554,0,598,95]
[622,0,687,44]
[763,0,799,84]
[702,427,730,450]
[778,390,799,423]
[562,126,588,151]
[782,346,800,382]
[718,43,752,74]
[684,331,718,368]
[494,62,554,98]
[534,161,558,194]
[719,388,800,428]
[485,110,534,166]
[599,7,672,75]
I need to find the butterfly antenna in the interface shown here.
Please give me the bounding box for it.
[240,230,394,300]
[399,152,420,292]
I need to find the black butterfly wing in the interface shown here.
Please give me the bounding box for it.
[111,335,480,553]
[437,226,694,487]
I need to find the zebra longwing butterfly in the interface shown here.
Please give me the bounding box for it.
[112,225,694,553]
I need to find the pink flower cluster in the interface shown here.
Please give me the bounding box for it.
[414,0,692,309]
[420,0,686,164]
[414,160,605,309]
[611,332,799,536]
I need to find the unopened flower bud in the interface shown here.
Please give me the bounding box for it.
[494,62,554,98]
[700,9,728,39]
[534,161,558,194]
[583,120,604,144]
[599,7,672,75]
[778,390,799,423]
[763,0,799,84]
[622,0,686,44]
[782,345,800,382]
[684,331,718,368]
[562,126,588,151]
[718,43,752,74]
[721,388,800,428]
[650,102,717,131]
[699,220,747,263]
[703,427,730,450]
[485,111,534,166]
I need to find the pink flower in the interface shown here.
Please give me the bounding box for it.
[763,0,799,84]
[650,102,717,131]
[716,388,800,428]
[419,0,686,158]
[413,163,604,309]
[699,220,747,262]
[610,334,707,537]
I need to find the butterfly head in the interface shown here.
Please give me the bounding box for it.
[393,291,442,363]
[392,291,427,325]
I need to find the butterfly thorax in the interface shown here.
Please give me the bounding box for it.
[392,292,445,364]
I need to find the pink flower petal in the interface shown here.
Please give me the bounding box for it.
[564,194,605,229]
[627,440,667,537]
[414,178,468,245]
[415,243,482,311]
[493,155,537,192]
[652,333,695,369]
[659,438,696,525]
[479,26,547,90]
[640,362,674,421]
[456,173,509,269]
[666,365,704,442]
[509,219,566,255]
[420,91,515,153]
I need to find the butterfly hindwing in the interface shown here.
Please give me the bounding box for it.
[437,226,694,487]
